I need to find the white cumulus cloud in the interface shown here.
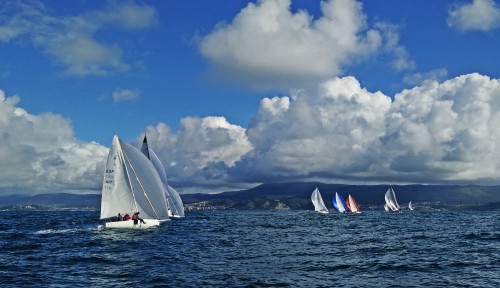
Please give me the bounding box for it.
[382,73,500,183]
[3,73,500,194]
[199,0,412,89]
[448,0,500,32]
[237,76,392,182]
[116,73,500,193]
[0,90,108,194]
[231,73,500,185]
[135,117,253,190]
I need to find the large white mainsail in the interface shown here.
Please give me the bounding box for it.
[100,135,170,228]
[384,186,401,212]
[140,135,185,218]
[311,188,329,214]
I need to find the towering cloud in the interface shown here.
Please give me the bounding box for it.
[2,73,500,194]
[135,73,500,191]
[235,76,392,182]
[383,73,500,183]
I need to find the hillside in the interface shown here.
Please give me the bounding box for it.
[182,183,500,211]
[1,183,500,211]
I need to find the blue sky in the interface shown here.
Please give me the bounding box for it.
[1,0,500,195]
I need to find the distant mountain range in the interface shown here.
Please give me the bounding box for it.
[0,193,101,210]
[1,183,500,210]
[182,182,500,211]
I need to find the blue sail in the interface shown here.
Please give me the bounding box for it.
[333,194,340,212]
[339,193,351,213]
[333,192,350,213]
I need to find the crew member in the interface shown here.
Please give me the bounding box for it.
[132,212,145,224]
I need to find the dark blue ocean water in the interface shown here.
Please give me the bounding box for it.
[0,209,499,287]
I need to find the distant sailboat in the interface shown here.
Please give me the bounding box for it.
[100,135,170,229]
[333,192,350,213]
[167,185,185,218]
[346,194,362,214]
[384,186,401,212]
[311,188,329,214]
[408,201,414,211]
[140,135,185,218]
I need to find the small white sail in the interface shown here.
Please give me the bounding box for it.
[384,186,401,212]
[384,204,389,211]
[311,188,329,214]
[348,194,361,214]
[409,201,414,211]
[167,185,185,218]
[100,135,170,229]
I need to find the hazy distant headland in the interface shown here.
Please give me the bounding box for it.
[1,182,500,211]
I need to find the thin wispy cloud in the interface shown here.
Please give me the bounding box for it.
[112,88,141,103]
[403,68,449,86]
[0,0,157,76]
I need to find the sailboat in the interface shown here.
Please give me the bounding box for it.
[346,194,362,214]
[311,188,329,214]
[140,135,185,218]
[408,201,414,211]
[100,135,170,229]
[333,192,350,213]
[167,185,185,218]
[384,186,401,212]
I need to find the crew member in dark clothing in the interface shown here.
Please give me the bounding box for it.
[132,212,146,224]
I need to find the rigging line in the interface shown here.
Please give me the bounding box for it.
[121,142,160,220]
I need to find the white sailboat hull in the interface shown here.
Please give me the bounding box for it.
[104,219,162,229]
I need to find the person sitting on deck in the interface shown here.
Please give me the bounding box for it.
[123,213,131,221]
[132,212,146,224]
